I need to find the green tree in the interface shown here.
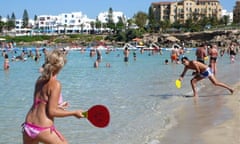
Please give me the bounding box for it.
[6,15,11,30]
[148,6,158,32]
[134,11,148,29]
[209,16,218,27]
[159,20,171,32]
[107,7,115,31]
[125,29,142,41]
[95,17,102,32]
[116,16,125,32]
[33,15,38,30]
[171,20,182,29]
[90,21,95,34]
[7,12,16,30]
[22,9,29,28]
[0,15,5,33]
[220,15,229,26]
[127,18,134,29]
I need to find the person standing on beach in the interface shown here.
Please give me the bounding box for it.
[178,57,233,97]
[170,46,179,63]
[195,44,207,64]
[22,49,84,144]
[208,44,218,75]
[228,42,236,63]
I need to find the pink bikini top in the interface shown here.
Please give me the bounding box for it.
[34,98,47,108]
[34,94,63,108]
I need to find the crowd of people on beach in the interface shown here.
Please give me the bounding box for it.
[1,40,239,75]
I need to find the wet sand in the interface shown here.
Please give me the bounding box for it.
[160,81,240,144]
[201,83,240,144]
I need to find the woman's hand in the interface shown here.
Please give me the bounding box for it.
[74,110,84,118]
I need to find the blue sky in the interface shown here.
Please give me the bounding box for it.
[0,0,236,19]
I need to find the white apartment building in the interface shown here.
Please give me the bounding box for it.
[1,18,35,36]
[3,7,233,36]
[33,11,127,35]
[35,12,94,34]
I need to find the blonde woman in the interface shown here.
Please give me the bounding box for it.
[22,49,84,144]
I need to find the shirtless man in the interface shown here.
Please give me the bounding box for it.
[179,57,233,97]
[195,44,207,64]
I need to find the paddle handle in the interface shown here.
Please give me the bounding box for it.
[82,111,88,118]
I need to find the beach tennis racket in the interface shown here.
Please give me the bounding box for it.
[175,79,182,89]
[82,105,110,128]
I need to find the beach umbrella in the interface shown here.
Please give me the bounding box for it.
[132,38,142,41]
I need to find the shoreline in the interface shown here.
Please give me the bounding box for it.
[160,64,240,144]
[201,82,240,144]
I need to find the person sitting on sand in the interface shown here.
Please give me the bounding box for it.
[178,57,233,97]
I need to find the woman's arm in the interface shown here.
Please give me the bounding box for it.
[47,80,83,119]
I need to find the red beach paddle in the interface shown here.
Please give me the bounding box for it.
[82,105,110,128]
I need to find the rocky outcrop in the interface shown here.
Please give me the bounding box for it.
[143,30,240,48]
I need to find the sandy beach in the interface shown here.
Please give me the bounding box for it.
[160,78,240,144]
[201,83,240,144]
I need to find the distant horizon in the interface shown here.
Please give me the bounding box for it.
[0,0,236,20]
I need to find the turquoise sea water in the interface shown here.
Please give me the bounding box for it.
[0,48,239,144]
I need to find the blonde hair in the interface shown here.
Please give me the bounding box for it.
[41,49,67,80]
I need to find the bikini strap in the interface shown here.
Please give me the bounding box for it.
[34,98,47,108]
[50,126,65,141]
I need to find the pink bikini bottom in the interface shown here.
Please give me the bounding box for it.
[22,122,64,141]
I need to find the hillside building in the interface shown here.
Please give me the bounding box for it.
[151,0,223,24]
